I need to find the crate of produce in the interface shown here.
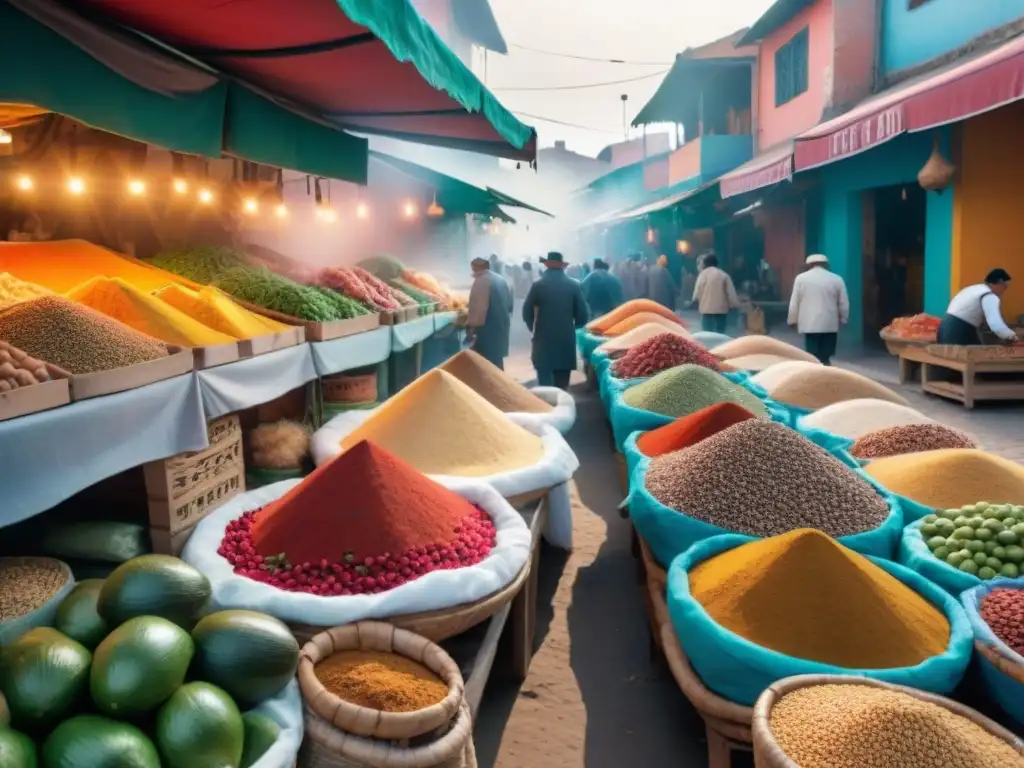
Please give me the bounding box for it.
[235,298,380,342]
[0,341,71,421]
[237,324,305,357]
[926,343,1024,363]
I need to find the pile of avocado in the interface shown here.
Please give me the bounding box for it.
[0,555,300,768]
[920,502,1024,580]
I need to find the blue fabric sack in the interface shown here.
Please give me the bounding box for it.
[576,329,605,364]
[961,579,1024,726]
[668,534,974,706]
[630,460,905,568]
[899,518,984,596]
[621,431,650,483]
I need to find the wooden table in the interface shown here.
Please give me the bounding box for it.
[898,347,1024,408]
[441,498,547,716]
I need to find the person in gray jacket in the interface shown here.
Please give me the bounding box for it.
[466,256,513,369]
[522,252,589,389]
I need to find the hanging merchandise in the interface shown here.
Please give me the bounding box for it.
[918,134,956,192]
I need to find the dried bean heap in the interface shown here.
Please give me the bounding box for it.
[0,296,167,374]
[981,587,1024,656]
[756,365,910,410]
[0,340,52,392]
[612,333,721,379]
[851,423,977,459]
[622,365,768,419]
[0,558,68,621]
[769,684,1024,768]
[646,420,890,538]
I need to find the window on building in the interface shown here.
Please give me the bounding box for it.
[775,27,809,107]
[908,0,935,9]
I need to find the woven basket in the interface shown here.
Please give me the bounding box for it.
[300,701,475,768]
[298,622,464,740]
[976,639,1024,685]
[751,674,1024,767]
[879,330,932,355]
[289,560,530,645]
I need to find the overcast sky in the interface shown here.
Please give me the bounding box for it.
[482,0,775,157]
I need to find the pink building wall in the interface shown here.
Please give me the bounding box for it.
[756,0,834,151]
[643,156,670,190]
[667,141,701,186]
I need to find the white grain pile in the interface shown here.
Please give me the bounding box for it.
[712,335,819,363]
[800,399,937,440]
[750,360,824,390]
[757,366,911,410]
[726,353,814,372]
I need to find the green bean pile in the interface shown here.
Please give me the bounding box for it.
[214,267,367,322]
[149,246,248,285]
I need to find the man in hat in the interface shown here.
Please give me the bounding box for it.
[522,252,589,389]
[788,253,850,365]
[466,256,513,369]
[581,258,624,318]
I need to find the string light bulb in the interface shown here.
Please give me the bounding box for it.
[242,197,259,215]
[356,202,369,219]
[274,203,288,218]
[403,201,418,219]
[67,177,85,196]
[645,227,655,244]
[316,206,337,223]
[676,239,690,255]
[173,178,188,194]
[128,179,146,196]
[0,129,12,145]
[14,175,33,192]
[197,188,214,205]
[426,192,445,218]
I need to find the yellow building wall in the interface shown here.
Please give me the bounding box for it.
[952,100,1024,321]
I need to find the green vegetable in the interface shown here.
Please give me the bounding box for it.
[931,546,949,561]
[964,540,984,553]
[41,522,149,564]
[42,716,159,768]
[98,555,211,630]
[998,530,1019,545]
[978,566,998,580]
[156,683,244,768]
[973,527,993,542]
[920,523,938,537]
[972,551,988,566]
[0,690,9,727]
[959,558,980,575]
[926,535,947,550]
[0,627,91,732]
[952,526,975,540]
[190,610,300,708]
[953,516,969,528]
[1004,545,1024,563]
[0,728,37,768]
[240,712,280,768]
[1001,563,1020,578]
[945,551,967,567]
[54,580,108,650]
[356,254,405,280]
[985,557,1003,570]
[90,616,194,717]
[150,246,248,285]
[214,267,366,322]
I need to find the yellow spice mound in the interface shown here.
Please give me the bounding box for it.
[756,365,910,410]
[66,276,236,348]
[586,298,680,333]
[604,312,684,338]
[439,350,552,413]
[596,322,692,354]
[865,449,1024,509]
[690,529,950,669]
[156,284,288,339]
[340,369,545,476]
[0,272,52,311]
[712,335,819,363]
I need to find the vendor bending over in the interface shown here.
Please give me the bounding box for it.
[938,269,1018,345]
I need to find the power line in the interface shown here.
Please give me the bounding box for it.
[491,70,669,92]
[508,42,673,66]
[510,110,624,134]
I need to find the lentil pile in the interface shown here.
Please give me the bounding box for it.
[604,312,684,338]
[0,341,52,392]
[315,650,449,713]
[690,529,950,668]
[981,587,1024,656]
[340,369,544,477]
[635,402,758,457]
[0,558,69,622]
[851,423,977,459]
[754,365,911,410]
[0,272,51,310]
[66,276,236,348]
[595,322,691,356]
[611,333,721,378]
[768,683,1024,768]
[712,335,818,363]
[646,420,890,538]
[439,350,552,413]
[865,449,1024,510]
[0,296,167,374]
[585,298,680,334]
[236,441,496,595]
[801,399,936,440]
[621,365,768,419]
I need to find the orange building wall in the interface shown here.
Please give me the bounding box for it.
[952,101,1024,321]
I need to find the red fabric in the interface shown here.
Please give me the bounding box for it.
[795,35,1024,171]
[251,440,479,563]
[636,402,757,457]
[719,143,793,198]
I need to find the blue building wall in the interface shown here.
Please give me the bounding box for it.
[699,135,754,183]
[880,0,1024,75]
[817,128,953,345]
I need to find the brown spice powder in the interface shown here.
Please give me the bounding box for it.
[316,650,449,712]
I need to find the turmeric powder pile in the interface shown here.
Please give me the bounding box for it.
[690,529,950,669]
[316,650,448,713]
[156,284,289,339]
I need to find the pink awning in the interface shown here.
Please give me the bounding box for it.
[719,142,793,198]
[795,34,1024,171]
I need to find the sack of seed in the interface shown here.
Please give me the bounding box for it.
[0,557,76,644]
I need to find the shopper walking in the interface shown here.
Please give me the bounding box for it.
[648,254,678,311]
[523,252,589,389]
[937,269,1018,345]
[787,253,850,365]
[618,252,647,301]
[581,258,624,317]
[691,254,739,333]
[466,256,513,369]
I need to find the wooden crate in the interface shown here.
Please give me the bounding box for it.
[144,415,245,537]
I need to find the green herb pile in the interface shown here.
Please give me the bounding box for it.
[149,247,248,285]
[356,254,405,281]
[214,267,367,322]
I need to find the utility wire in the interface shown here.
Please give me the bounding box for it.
[508,42,673,66]
[510,110,624,134]
[491,70,669,92]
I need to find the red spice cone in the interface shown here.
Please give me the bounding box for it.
[636,402,757,457]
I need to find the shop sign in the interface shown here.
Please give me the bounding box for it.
[827,104,905,161]
[720,155,793,198]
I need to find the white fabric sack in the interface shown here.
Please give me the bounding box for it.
[181,478,531,626]
[249,680,303,768]
[310,410,579,550]
[526,386,576,434]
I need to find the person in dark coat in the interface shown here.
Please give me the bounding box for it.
[647,254,678,311]
[523,252,589,389]
[466,256,513,369]
[581,258,624,318]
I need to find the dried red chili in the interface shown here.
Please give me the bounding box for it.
[612,333,721,379]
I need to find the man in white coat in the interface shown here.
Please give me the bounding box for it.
[787,254,850,365]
